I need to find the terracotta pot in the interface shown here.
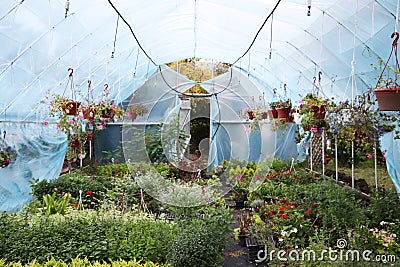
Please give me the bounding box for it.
[268,109,278,119]
[70,139,80,148]
[101,108,115,119]
[127,112,137,121]
[82,106,96,120]
[312,105,326,119]
[247,111,255,120]
[62,101,81,116]
[286,115,294,123]
[276,107,290,118]
[261,112,268,119]
[374,87,400,111]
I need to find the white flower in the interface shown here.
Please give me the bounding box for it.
[290,228,298,234]
[281,230,287,237]
[279,238,283,242]
[380,221,386,226]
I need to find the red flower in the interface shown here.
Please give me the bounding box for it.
[312,203,319,208]
[269,210,277,216]
[281,214,289,219]
[279,198,286,203]
[73,203,78,207]
[280,206,286,211]
[305,209,311,215]
[241,228,247,233]
[285,205,291,210]
[180,180,185,185]
[87,190,93,195]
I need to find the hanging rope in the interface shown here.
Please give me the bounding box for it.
[375,32,400,89]
[396,0,400,33]
[269,13,274,59]
[65,0,70,18]
[111,15,120,58]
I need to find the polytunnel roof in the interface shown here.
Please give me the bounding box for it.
[1,0,399,119]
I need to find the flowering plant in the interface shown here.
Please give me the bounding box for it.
[270,99,292,109]
[0,150,12,168]
[367,221,400,255]
[126,104,148,121]
[298,93,333,131]
[325,92,395,165]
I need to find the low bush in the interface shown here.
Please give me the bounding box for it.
[0,258,171,267]
[0,210,175,264]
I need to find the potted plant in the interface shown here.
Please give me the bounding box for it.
[273,99,292,119]
[268,102,279,119]
[50,94,81,116]
[373,32,400,111]
[298,93,332,131]
[0,150,12,168]
[325,93,395,165]
[126,104,148,121]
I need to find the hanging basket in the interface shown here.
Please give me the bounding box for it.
[374,87,400,111]
[268,109,278,119]
[247,111,255,120]
[0,151,12,168]
[312,104,326,119]
[82,106,97,120]
[100,108,116,119]
[62,101,81,116]
[373,32,400,111]
[127,112,138,121]
[276,107,290,118]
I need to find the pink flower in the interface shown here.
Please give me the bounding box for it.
[380,221,386,226]
[68,119,75,124]
[365,153,372,159]
[43,121,48,126]
[383,243,388,247]
[97,125,104,130]
[310,127,318,133]
[384,236,391,242]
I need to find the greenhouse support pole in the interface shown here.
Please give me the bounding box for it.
[322,129,325,175]
[351,140,355,189]
[335,136,338,182]
[374,143,378,189]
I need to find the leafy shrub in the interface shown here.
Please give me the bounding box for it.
[167,206,232,267]
[0,210,175,264]
[0,258,171,267]
[168,222,226,267]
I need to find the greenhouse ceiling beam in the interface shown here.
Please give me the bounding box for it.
[0,0,25,23]
[2,32,98,118]
[375,0,396,18]
[319,8,381,60]
[21,40,120,120]
[0,15,70,78]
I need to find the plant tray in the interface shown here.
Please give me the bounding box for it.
[374,87,400,111]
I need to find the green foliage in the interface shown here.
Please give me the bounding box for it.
[167,206,232,267]
[41,192,71,215]
[0,258,171,267]
[0,211,175,264]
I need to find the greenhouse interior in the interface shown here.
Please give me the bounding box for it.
[1,0,400,266]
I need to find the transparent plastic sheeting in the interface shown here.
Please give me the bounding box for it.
[210,122,298,166]
[0,123,67,212]
[380,131,400,194]
[1,0,398,121]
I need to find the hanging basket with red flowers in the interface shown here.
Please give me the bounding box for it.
[373,32,400,111]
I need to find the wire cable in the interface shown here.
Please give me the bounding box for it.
[106,0,157,66]
[231,0,282,66]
